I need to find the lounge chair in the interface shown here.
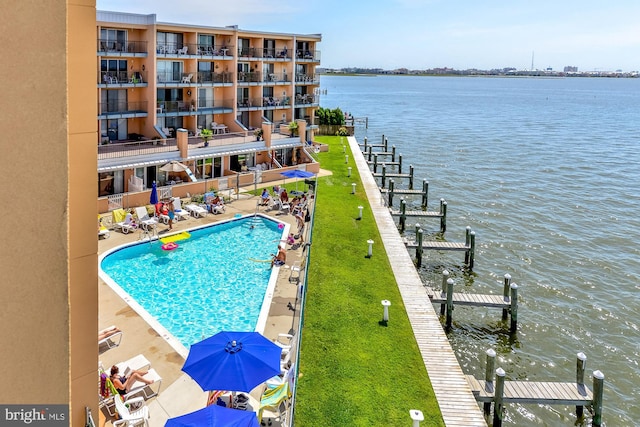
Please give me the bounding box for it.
[134,206,158,231]
[172,198,191,221]
[98,215,110,239]
[184,203,208,218]
[273,333,293,355]
[98,325,122,352]
[112,209,137,234]
[258,382,291,424]
[266,363,295,390]
[113,395,149,427]
[289,261,302,283]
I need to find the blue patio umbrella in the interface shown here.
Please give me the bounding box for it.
[165,404,259,427]
[182,331,281,393]
[280,169,315,192]
[150,181,159,205]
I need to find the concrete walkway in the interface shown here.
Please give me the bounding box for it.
[348,136,487,427]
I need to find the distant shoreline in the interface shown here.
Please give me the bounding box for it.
[319,72,638,79]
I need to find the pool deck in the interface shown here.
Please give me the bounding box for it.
[97,183,316,427]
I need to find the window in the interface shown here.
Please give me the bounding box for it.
[263,39,276,58]
[157,32,183,54]
[100,28,127,51]
[157,61,183,82]
[101,59,128,82]
[198,88,213,108]
[198,34,215,50]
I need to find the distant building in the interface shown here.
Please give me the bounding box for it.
[564,66,578,72]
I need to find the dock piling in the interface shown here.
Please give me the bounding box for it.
[464,226,472,264]
[576,352,587,419]
[363,137,367,151]
[368,145,372,161]
[502,274,512,320]
[440,199,447,233]
[381,163,387,188]
[421,180,429,209]
[484,349,497,416]
[416,228,423,268]
[440,270,449,315]
[399,199,407,232]
[592,370,604,426]
[409,164,414,189]
[493,368,506,427]
[445,278,454,330]
[373,153,378,173]
[388,179,395,206]
[468,231,476,270]
[509,283,518,332]
[398,154,403,173]
[391,145,396,163]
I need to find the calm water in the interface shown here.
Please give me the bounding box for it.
[321,75,640,426]
[100,216,285,349]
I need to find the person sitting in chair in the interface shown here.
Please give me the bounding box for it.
[271,245,287,267]
[110,365,154,395]
[261,188,271,206]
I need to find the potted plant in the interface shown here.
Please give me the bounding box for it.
[200,128,213,147]
[287,121,298,137]
[253,128,263,141]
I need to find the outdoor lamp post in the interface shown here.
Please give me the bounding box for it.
[366,239,374,258]
[410,409,424,427]
[381,299,391,322]
[347,166,352,177]
[357,205,363,220]
[351,183,356,194]
[345,154,349,163]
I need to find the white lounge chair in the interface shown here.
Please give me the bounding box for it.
[289,261,302,283]
[113,211,137,234]
[113,395,149,427]
[172,198,191,221]
[98,325,122,351]
[184,203,208,218]
[134,207,158,231]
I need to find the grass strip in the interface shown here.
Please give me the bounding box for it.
[293,136,445,426]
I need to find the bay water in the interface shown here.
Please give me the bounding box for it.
[320,75,640,426]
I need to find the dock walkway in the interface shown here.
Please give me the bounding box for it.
[349,136,487,426]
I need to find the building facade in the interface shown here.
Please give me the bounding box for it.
[97,11,322,212]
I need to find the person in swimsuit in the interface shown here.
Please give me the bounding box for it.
[271,245,287,267]
[110,365,154,395]
[167,198,175,230]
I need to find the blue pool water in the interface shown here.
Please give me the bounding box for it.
[100,215,286,351]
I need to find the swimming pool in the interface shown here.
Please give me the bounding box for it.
[99,215,288,356]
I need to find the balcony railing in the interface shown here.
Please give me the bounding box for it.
[295,49,321,61]
[262,72,290,83]
[236,47,291,60]
[237,97,291,108]
[98,39,148,54]
[237,71,262,83]
[98,139,178,160]
[295,73,319,84]
[99,101,148,115]
[197,71,233,84]
[157,72,195,84]
[157,99,234,113]
[294,94,318,105]
[99,71,146,85]
[156,43,234,57]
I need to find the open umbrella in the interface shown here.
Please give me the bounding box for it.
[150,181,158,205]
[160,161,198,182]
[165,404,259,427]
[182,331,281,393]
[280,169,316,192]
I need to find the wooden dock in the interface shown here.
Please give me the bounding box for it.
[430,292,510,308]
[404,225,476,269]
[465,376,593,404]
[349,135,488,426]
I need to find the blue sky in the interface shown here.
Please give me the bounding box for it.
[98,0,640,71]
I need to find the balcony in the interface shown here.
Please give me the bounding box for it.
[98,101,148,119]
[295,49,321,62]
[295,73,320,84]
[156,43,234,58]
[237,71,262,84]
[197,71,233,85]
[157,99,234,116]
[236,47,291,61]
[157,72,195,85]
[97,39,148,56]
[262,72,290,84]
[294,94,318,106]
[237,97,291,110]
[99,71,147,86]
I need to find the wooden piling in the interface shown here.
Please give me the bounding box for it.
[469,231,476,270]
[381,134,385,146]
[592,370,604,426]
[464,226,472,265]
[484,349,497,416]
[440,199,447,233]
[440,270,449,315]
[399,199,407,232]
[409,164,414,189]
[381,163,387,188]
[391,145,396,163]
[363,136,367,151]
[502,274,512,320]
[388,179,395,206]
[445,278,454,330]
[373,153,378,173]
[576,352,587,419]
[493,368,506,427]
[509,283,518,332]
[398,154,403,174]
[368,145,372,161]
[384,136,388,151]
[416,228,423,268]
[421,179,429,209]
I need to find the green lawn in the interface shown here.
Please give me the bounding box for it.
[293,136,444,426]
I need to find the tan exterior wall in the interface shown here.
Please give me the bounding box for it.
[1,0,97,425]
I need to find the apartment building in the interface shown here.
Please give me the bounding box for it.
[97,11,322,211]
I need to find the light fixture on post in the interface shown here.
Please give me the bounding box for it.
[187,90,191,96]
